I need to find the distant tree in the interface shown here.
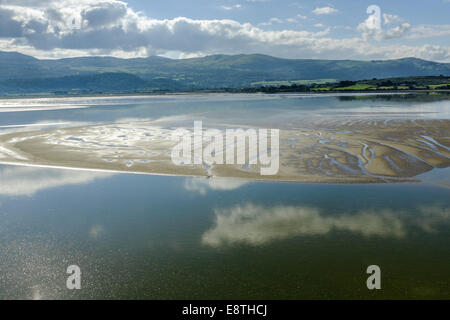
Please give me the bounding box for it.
[336,80,356,87]
[380,80,393,87]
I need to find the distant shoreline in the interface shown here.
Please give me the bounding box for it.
[0,89,448,100]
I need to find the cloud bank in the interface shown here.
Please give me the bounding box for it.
[0,0,449,61]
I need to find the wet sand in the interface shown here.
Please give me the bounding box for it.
[0,119,448,183]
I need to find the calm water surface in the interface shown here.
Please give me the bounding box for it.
[0,93,449,299]
[1,93,449,131]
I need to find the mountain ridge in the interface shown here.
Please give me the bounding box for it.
[0,51,449,94]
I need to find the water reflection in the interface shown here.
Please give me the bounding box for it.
[89,225,105,239]
[0,165,113,196]
[1,93,449,130]
[202,203,450,247]
[0,121,89,135]
[184,177,250,195]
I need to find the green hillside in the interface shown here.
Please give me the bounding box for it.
[0,51,449,95]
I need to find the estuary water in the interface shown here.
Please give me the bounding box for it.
[0,93,449,131]
[0,93,449,299]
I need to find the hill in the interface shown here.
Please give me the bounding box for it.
[0,73,182,95]
[0,52,449,94]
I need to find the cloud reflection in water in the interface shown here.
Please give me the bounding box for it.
[202,203,450,247]
[184,177,250,195]
[0,165,114,196]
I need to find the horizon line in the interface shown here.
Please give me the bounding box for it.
[0,50,442,64]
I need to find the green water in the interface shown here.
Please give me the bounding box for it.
[0,93,449,299]
[0,165,448,299]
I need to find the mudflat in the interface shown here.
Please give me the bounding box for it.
[0,118,448,183]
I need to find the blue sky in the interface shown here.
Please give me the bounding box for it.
[0,0,449,61]
[126,0,449,29]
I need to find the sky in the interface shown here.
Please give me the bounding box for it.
[0,0,449,61]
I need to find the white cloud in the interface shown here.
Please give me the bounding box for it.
[259,17,283,26]
[82,1,127,28]
[407,24,450,40]
[358,12,412,41]
[268,17,282,24]
[384,23,411,39]
[358,16,411,42]
[0,0,448,62]
[383,13,402,25]
[333,25,352,31]
[221,4,242,11]
[259,16,303,26]
[312,6,339,15]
